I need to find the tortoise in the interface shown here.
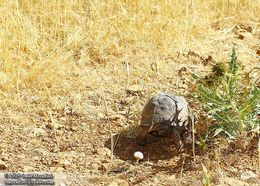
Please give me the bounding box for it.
[136,93,196,150]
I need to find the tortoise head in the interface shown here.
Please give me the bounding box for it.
[142,94,177,125]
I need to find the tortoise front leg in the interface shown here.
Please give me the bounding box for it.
[171,130,184,151]
[181,131,192,148]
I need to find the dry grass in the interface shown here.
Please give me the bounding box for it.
[0,0,259,185]
[0,0,259,124]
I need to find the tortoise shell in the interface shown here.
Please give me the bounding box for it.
[136,93,195,149]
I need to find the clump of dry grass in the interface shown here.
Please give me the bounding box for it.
[1,0,259,88]
[0,0,259,122]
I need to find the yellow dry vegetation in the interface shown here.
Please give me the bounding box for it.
[0,0,259,121]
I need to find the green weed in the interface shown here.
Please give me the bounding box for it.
[197,48,259,138]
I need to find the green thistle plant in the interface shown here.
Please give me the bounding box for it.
[197,48,259,138]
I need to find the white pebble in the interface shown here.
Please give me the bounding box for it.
[241,171,257,180]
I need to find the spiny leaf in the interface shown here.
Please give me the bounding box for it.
[239,87,259,116]
[198,85,225,105]
[229,47,238,75]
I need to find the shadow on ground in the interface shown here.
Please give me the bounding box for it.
[104,126,194,162]
[104,129,197,177]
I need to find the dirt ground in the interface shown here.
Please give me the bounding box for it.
[0,1,260,186]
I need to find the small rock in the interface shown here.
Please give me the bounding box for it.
[191,180,203,186]
[56,130,64,135]
[32,156,39,161]
[63,150,85,158]
[223,177,249,186]
[118,180,129,186]
[113,159,125,165]
[36,148,49,156]
[118,110,127,115]
[108,182,118,186]
[111,179,129,186]
[69,126,77,131]
[62,160,71,168]
[153,177,159,184]
[109,114,125,121]
[60,117,66,122]
[33,127,47,136]
[54,173,70,186]
[98,159,127,173]
[109,159,130,174]
[23,165,34,172]
[50,167,64,172]
[178,67,188,76]
[69,94,81,105]
[36,108,46,117]
[168,175,176,181]
[0,160,7,170]
[126,85,144,96]
[30,96,40,103]
[96,147,112,157]
[64,106,75,115]
[46,122,63,130]
[97,113,106,119]
[91,162,101,172]
[241,171,257,180]
[98,163,111,172]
